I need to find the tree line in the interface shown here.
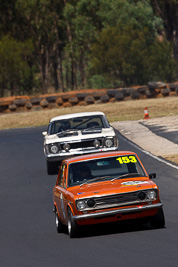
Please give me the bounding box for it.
[0,0,177,97]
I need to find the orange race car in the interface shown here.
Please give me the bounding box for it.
[53,151,165,238]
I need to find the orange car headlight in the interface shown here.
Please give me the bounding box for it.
[147,190,157,200]
[76,200,86,210]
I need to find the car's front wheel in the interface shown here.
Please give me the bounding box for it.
[67,208,79,238]
[150,207,165,229]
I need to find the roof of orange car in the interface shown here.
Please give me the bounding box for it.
[64,151,137,164]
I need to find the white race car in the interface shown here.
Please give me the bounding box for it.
[42,111,119,174]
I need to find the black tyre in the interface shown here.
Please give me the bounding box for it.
[61,94,74,102]
[150,207,165,229]
[100,95,109,103]
[14,99,27,107]
[93,91,106,99]
[30,97,43,105]
[47,161,58,175]
[84,96,95,104]
[137,86,148,95]
[115,92,124,101]
[67,208,79,238]
[76,92,89,100]
[161,88,170,97]
[69,97,79,105]
[46,95,57,102]
[107,89,119,98]
[169,83,178,91]
[55,212,64,233]
[148,81,166,90]
[131,91,140,100]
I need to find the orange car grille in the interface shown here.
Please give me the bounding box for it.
[91,191,145,210]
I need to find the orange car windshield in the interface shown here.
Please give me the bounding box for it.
[68,155,146,187]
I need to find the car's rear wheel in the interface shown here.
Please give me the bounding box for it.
[150,207,165,229]
[67,208,79,238]
[55,212,64,233]
[47,161,58,175]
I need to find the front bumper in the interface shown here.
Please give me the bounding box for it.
[45,146,118,162]
[72,203,163,221]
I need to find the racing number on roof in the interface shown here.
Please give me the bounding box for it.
[116,156,137,164]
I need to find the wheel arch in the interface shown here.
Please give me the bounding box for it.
[53,203,64,221]
[67,203,75,216]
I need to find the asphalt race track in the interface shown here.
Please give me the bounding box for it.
[141,123,178,145]
[0,126,178,267]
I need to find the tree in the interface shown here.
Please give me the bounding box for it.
[88,0,165,87]
[0,0,176,95]
[90,25,176,86]
[0,1,17,35]
[63,0,101,89]
[98,0,163,34]
[16,0,65,93]
[150,0,178,76]
[0,35,34,96]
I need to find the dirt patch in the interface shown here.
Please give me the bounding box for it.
[164,155,178,165]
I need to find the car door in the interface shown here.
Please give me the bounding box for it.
[59,168,68,223]
[54,163,67,223]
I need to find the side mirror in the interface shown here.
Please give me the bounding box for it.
[42,131,47,136]
[149,173,156,179]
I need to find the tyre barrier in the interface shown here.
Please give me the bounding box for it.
[30,97,43,105]
[161,88,170,97]
[85,96,95,104]
[115,92,124,101]
[0,82,178,113]
[100,95,110,103]
[69,97,79,105]
[107,89,120,98]
[169,83,178,91]
[40,98,49,108]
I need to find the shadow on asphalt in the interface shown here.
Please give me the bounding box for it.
[78,221,151,239]
[60,219,166,239]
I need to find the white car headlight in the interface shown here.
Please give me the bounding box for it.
[93,140,100,148]
[63,143,70,152]
[50,144,59,154]
[105,138,113,147]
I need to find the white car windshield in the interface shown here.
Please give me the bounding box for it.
[68,155,146,187]
[49,115,107,135]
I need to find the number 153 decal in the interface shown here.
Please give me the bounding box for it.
[116,156,137,164]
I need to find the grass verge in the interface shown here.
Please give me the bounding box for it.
[164,155,178,165]
[1,97,178,130]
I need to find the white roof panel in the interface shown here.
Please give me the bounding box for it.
[50,111,105,122]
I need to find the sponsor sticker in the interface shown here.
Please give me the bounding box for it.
[121,181,148,186]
